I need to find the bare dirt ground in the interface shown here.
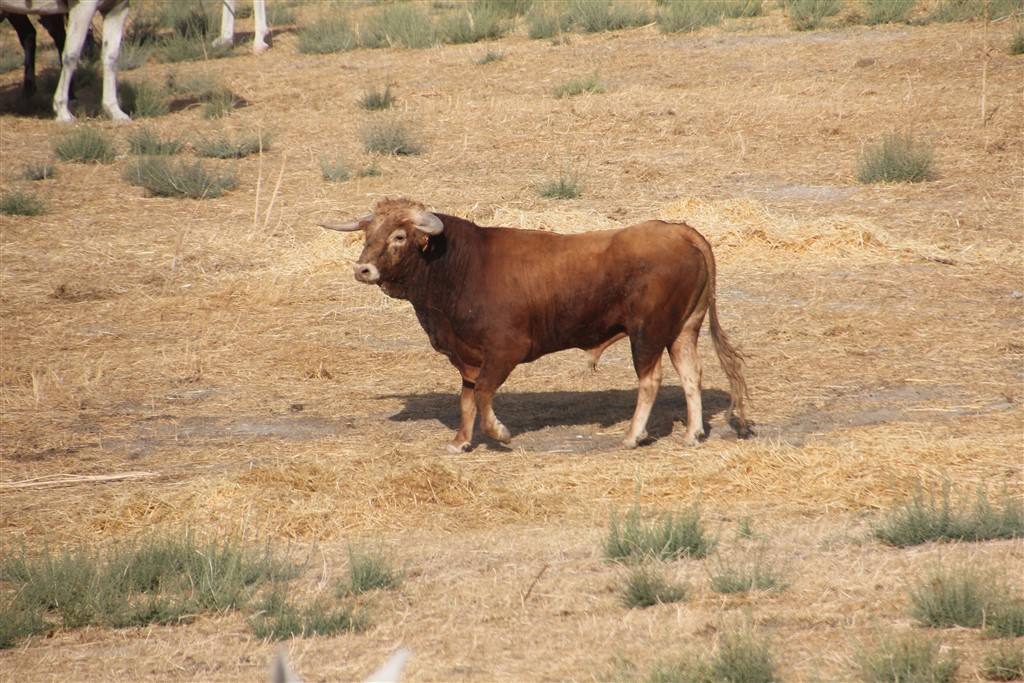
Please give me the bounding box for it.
[1,2,1022,680]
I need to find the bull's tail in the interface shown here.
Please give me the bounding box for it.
[692,230,752,438]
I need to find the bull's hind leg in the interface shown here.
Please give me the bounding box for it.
[669,326,705,447]
[623,341,663,449]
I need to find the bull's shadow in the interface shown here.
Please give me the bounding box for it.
[384,387,733,446]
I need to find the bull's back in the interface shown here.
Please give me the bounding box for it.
[476,221,708,356]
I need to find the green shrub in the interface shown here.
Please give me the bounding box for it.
[1009,28,1024,55]
[360,3,436,49]
[982,646,1024,681]
[195,132,269,159]
[203,88,239,119]
[475,49,506,64]
[647,631,777,683]
[267,2,297,26]
[553,73,605,98]
[320,155,350,182]
[472,0,534,15]
[908,564,991,629]
[124,157,238,199]
[357,163,382,177]
[857,633,958,683]
[604,505,714,562]
[126,127,183,155]
[858,132,935,183]
[723,0,765,17]
[709,552,787,594]
[297,14,357,54]
[120,79,169,118]
[539,174,582,199]
[53,128,116,163]
[358,85,395,111]
[341,548,402,595]
[361,120,423,155]
[118,38,154,70]
[568,0,649,32]
[930,0,1021,22]
[987,600,1024,638]
[249,588,366,640]
[160,3,220,38]
[621,565,687,608]
[873,487,1023,546]
[156,33,233,63]
[22,162,55,181]
[787,0,842,29]
[0,190,45,216]
[657,0,724,32]
[438,3,510,43]
[0,600,47,649]
[863,0,916,24]
[526,3,572,38]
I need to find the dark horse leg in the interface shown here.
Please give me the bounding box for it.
[4,12,38,97]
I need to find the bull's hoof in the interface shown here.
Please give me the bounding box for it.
[446,440,470,454]
[680,432,704,448]
[487,422,511,443]
[622,430,648,449]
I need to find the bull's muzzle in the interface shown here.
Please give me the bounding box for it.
[353,263,380,284]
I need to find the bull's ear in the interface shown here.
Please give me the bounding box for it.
[413,211,444,236]
[320,213,373,232]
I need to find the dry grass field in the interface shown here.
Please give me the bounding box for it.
[1,0,1022,680]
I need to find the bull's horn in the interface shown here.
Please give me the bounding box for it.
[414,211,444,235]
[320,213,373,232]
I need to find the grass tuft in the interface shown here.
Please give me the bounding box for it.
[361,120,424,156]
[604,504,714,563]
[930,0,1021,22]
[118,38,154,71]
[357,163,383,178]
[22,162,55,181]
[1009,28,1024,55]
[0,600,47,649]
[342,548,402,595]
[320,155,350,182]
[297,14,357,54]
[203,88,240,119]
[787,0,842,29]
[874,486,1023,546]
[525,3,571,38]
[908,563,991,629]
[723,0,765,18]
[0,190,45,216]
[156,34,233,63]
[657,0,724,33]
[987,600,1024,638]
[568,0,649,33]
[126,127,183,156]
[982,646,1024,681]
[359,85,396,111]
[553,73,605,98]
[647,630,777,683]
[438,3,510,44]
[249,588,365,640]
[360,3,437,49]
[53,128,116,164]
[858,132,935,183]
[120,79,170,118]
[124,157,238,199]
[857,633,958,683]
[863,0,916,24]
[621,564,687,608]
[195,132,269,159]
[709,552,787,594]
[539,174,582,199]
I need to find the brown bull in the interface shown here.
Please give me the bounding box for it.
[322,198,751,453]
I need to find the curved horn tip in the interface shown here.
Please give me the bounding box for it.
[320,221,362,232]
[416,211,444,235]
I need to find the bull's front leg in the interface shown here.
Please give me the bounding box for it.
[473,357,516,445]
[447,365,479,454]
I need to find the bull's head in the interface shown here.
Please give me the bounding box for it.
[321,202,443,298]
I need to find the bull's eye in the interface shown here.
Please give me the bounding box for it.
[390,232,406,246]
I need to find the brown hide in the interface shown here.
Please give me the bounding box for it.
[332,198,750,451]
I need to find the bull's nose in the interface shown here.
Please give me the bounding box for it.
[353,263,380,283]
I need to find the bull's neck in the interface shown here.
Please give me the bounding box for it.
[405,214,481,313]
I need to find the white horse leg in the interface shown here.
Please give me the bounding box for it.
[253,0,268,54]
[214,0,235,48]
[54,0,99,123]
[99,0,129,121]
